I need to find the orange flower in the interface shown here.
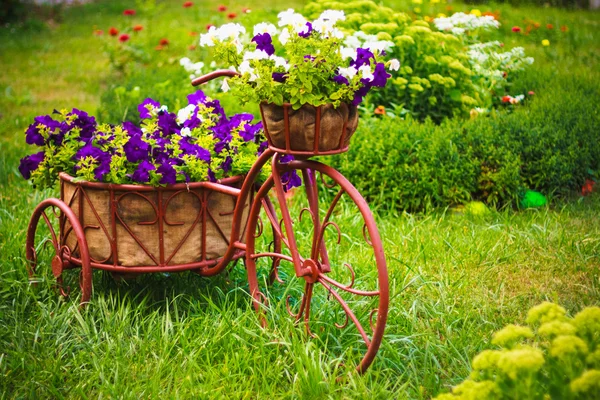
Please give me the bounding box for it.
[94,29,103,35]
[189,45,197,50]
[109,27,119,36]
[183,1,193,7]
[155,45,164,51]
[133,24,143,31]
[227,12,237,19]
[188,31,198,36]
[218,4,227,12]
[546,23,554,29]
[159,38,169,46]
[374,106,386,115]
[560,25,568,32]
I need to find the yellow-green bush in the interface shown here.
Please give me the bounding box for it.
[434,302,600,400]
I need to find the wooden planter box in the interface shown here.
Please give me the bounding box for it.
[59,173,249,271]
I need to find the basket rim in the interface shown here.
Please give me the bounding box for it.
[259,101,357,110]
[59,172,245,192]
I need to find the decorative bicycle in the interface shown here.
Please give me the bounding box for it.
[25,70,389,373]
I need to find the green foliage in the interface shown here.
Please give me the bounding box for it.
[434,302,600,400]
[331,67,600,211]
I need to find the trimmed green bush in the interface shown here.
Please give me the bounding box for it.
[331,68,600,211]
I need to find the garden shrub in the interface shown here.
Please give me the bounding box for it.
[331,68,600,211]
[433,302,600,399]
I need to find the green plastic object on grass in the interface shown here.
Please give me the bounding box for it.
[520,190,547,208]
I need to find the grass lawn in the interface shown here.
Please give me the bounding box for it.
[1,0,599,398]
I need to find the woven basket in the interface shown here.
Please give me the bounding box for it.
[60,174,248,268]
[260,102,359,156]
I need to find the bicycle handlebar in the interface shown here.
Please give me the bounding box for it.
[191,70,241,86]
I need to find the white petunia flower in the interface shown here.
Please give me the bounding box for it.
[339,46,356,60]
[180,127,192,137]
[199,26,218,47]
[221,79,230,92]
[318,9,345,24]
[363,40,395,53]
[180,57,191,66]
[344,35,362,49]
[389,59,400,71]
[270,55,290,71]
[338,66,358,80]
[177,104,197,124]
[253,22,278,37]
[215,23,246,41]
[359,65,374,82]
[244,49,269,61]
[277,9,307,32]
[279,28,290,45]
[451,27,466,35]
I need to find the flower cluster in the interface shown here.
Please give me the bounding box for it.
[197,9,398,109]
[433,12,500,35]
[18,91,298,189]
[434,302,600,400]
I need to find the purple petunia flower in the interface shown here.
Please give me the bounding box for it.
[298,22,313,38]
[132,160,156,183]
[351,85,370,106]
[179,137,211,162]
[272,72,287,83]
[123,135,150,162]
[138,98,160,119]
[70,109,97,140]
[370,63,391,87]
[187,90,207,105]
[157,163,177,185]
[221,156,233,173]
[350,48,374,68]
[214,139,230,154]
[18,151,45,179]
[122,121,142,137]
[94,155,112,181]
[207,169,217,182]
[75,143,108,161]
[205,99,226,122]
[239,121,263,142]
[157,112,179,135]
[25,124,45,146]
[332,75,349,86]
[251,33,275,56]
[303,55,316,62]
[258,140,269,155]
[228,113,254,129]
[281,170,302,192]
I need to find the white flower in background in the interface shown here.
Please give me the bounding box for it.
[221,79,230,92]
[359,65,374,82]
[451,27,466,35]
[270,55,290,71]
[433,12,500,34]
[158,105,168,112]
[238,60,254,74]
[344,35,362,49]
[339,46,356,60]
[363,40,395,53]
[200,26,218,47]
[277,9,307,33]
[279,28,290,45]
[318,9,346,24]
[253,22,278,36]
[514,94,525,102]
[338,66,357,79]
[180,57,204,79]
[389,59,400,71]
[215,23,246,41]
[180,127,192,137]
[244,49,269,61]
[177,104,197,124]
[210,61,217,68]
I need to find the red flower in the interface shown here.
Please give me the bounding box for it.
[217,4,227,12]
[159,38,169,46]
[533,22,540,29]
[242,7,251,13]
[512,26,521,33]
[109,27,119,36]
[123,9,136,16]
[560,25,568,32]
[502,96,512,103]
[133,24,143,31]
[206,24,215,31]
[183,1,193,7]
[582,179,595,196]
[189,31,198,36]
[119,34,130,42]
[94,29,103,36]
[227,12,237,19]
[528,91,535,96]
[546,23,554,29]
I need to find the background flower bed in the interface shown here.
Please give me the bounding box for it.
[1,0,599,399]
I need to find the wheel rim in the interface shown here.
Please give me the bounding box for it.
[246,157,389,373]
